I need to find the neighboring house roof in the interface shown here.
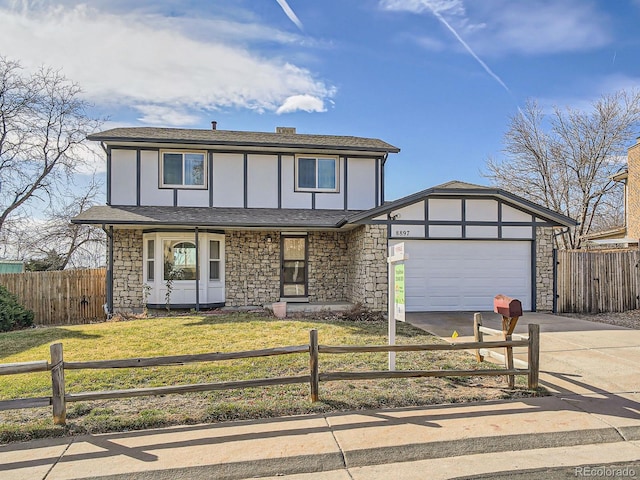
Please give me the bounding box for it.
[612,168,628,182]
[582,226,628,241]
[87,127,400,154]
[349,180,578,227]
[0,261,25,274]
[72,206,361,229]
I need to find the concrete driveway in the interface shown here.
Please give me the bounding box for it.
[406,311,640,416]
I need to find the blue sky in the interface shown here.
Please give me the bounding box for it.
[1,0,639,201]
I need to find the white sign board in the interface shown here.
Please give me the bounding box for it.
[387,243,408,371]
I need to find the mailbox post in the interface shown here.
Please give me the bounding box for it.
[493,294,523,388]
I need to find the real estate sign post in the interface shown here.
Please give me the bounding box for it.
[387,242,408,371]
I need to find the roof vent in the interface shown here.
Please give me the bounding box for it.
[211,121,217,130]
[276,127,296,134]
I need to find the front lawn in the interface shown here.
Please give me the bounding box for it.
[0,312,539,443]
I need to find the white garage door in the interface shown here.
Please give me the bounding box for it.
[391,240,532,312]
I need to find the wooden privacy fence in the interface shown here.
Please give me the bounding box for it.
[0,268,106,325]
[0,327,540,425]
[556,250,639,313]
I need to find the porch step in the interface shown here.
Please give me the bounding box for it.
[278,297,310,303]
[270,301,355,314]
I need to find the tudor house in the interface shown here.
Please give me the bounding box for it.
[73,125,576,313]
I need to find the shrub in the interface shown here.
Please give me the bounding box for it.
[0,285,34,331]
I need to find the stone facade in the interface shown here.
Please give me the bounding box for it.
[112,229,143,311]
[224,230,281,307]
[307,231,349,303]
[535,227,554,311]
[223,229,387,309]
[627,139,640,241]
[346,224,388,311]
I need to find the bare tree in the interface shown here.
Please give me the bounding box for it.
[485,90,640,249]
[28,177,106,269]
[0,56,100,235]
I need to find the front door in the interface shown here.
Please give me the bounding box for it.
[281,236,307,298]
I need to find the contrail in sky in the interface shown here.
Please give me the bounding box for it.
[275,0,304,31]
[427,6,511,94]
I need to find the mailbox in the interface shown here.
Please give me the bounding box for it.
[493,295,523,318]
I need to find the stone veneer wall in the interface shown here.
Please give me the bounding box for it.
[535,226,554,311]
[112,229,144,311]
[346,225,388,311]
[110,227,387,310]
[225,231,281,307]
[225,228,385,309]
[307,232,349,303]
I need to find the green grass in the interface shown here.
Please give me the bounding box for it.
[0,312,539,443]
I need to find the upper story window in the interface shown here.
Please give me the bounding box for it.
[160,150,207,189]
[295,155,339,192]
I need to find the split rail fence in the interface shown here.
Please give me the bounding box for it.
[0,326,540,425]
[556,249,639,313]
[0,268,106,325]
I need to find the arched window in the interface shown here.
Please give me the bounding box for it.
[163,241,197,280]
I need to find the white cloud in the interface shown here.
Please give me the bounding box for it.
[381,0,611,57]
[477,2,610,56]
[0,3,335,125]
[134,105,202,127]
[276,94,326,114]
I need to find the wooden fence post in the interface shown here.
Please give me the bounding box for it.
[50,343,66,425]
[505,333,515,389]
[473,313,484,362]
[528,324,540,389]
[309,329,319,402]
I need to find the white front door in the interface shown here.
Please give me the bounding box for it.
[390,240,532,311]
[143,232,225,307]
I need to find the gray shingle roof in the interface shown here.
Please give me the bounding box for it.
[87,127,400,153]
[72,205,362,228]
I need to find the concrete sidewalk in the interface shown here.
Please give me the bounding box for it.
[2,394,640,480]
[2,312,640,479]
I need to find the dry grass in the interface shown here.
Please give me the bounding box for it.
[0,312,541,443]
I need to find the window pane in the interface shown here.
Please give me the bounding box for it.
[283,238,305,260]
[209,261,219,280]
[164,240,197,280]
[147,239,154,257]
[163,153,183,185]
[283,284,305,296]
[209,240,220,260]
[317,158,336,189]
[184,153,205,186]
[283,260,305,283]
[147,260,154,281]
[298,158,316,188]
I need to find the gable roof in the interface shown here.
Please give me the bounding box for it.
[87,127,400,154]
[72,205,360,229]
[348,180,577,227]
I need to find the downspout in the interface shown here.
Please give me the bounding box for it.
[195,227,200,312]
[381,153,388,205]
[551,227,570,313]
[102,224,114,316]
[552,247,558,313]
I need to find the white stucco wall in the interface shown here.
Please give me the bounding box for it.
[111,149,137,206]
[247,154,278,208]
[212,153,244,207]
[347,158,376,210]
